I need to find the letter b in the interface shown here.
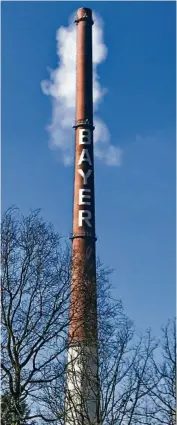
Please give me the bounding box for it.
[79,129,91,145]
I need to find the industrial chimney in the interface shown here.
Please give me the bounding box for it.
[65,7,99,425]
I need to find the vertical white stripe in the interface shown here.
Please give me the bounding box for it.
[65,344,98,425]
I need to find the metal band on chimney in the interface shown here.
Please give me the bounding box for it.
[73,120,95,131]
[70,232,97,241]
[74,14,94,25]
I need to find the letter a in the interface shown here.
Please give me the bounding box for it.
[78,149,92,166]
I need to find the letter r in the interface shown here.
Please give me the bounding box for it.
[78,210,92,228]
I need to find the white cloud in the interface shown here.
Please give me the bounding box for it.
[41,11,122,167]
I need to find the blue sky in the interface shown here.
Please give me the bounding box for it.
[2,1,176,336]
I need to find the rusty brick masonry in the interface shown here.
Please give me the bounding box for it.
[69,7,98,345]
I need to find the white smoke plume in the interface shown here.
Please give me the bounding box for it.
[41,11,123,166]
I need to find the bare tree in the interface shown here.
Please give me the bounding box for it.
[1,207,175,425]
[1,392,27,425]
[144,319,176,425]
[40,262,159,425]
[1,208,119,423]
[1,207,72,423]
[40,271,176,425]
